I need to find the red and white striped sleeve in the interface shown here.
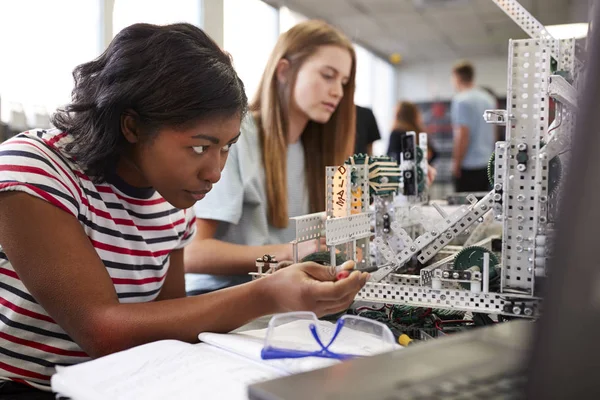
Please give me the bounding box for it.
[175,207,197,249]
[0,135,82,218]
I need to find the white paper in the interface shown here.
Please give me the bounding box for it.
[51,340,284,400]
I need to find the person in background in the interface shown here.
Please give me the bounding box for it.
[0,23,366,398]
[184,20,357,295]
[387,100,438,164]
[354,104,381,155]
[450,61,496,192]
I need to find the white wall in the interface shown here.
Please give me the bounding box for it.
[396,56,508,103]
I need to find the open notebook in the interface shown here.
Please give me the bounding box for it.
[51,319,400,400]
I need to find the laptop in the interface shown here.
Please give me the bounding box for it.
[248,5,600,400]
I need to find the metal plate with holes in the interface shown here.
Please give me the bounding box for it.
[325,213,372,246]
[493,142,507,214]
[418,193,493,264]
[357,282,542,318]
[290,212,325,243]
[501,39,551,294]
[492,0,558,58]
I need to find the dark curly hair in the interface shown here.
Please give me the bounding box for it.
[51,23,247,182]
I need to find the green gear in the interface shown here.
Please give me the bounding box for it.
[417,167,425,194]
[453,246,499,289]
[487,150,562,195]
[416,147,424,163]
[487,152,495,187]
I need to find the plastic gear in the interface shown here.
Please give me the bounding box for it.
[453,246,499,289]
[487,152,495,187]
[417,167,425,193]
[416,147,424,163]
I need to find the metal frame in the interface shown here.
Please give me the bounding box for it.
[253,0,580,320]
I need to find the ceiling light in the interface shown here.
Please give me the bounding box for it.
[545,23,589,39]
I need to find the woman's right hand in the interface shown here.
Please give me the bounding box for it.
[262,260,368,317]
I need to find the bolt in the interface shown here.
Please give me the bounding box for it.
[442,271,450,278]
[540,195,548,203]
[517,164,527,172]
[523,307,534,316]
[405,171,412,179]
[383,214,389,220]
[512,305,522,315]
[452,272,460,279]
[517,143,527,151]
[383,228,390,234]
[440,294,446,300]
[404,151,412,159]
[493,194,502,202]
[494,183,503,191]
[539,216,547,223]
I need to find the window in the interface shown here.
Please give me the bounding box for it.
[0,0,101,128]
[354,44,374,109]
[112,0,202,37]
[371,56,396,155]
[224,0,278,99]
[353,44,396,155]
[279,6,307,34]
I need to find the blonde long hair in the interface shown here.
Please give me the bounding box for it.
[250,20,357,228]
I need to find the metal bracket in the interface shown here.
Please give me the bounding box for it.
[548,75,577,109]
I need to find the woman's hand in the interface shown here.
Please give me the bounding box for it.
[262,260,368,317]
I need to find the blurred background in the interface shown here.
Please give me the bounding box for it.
[0,0,590,198]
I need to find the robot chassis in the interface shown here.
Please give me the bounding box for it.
[253,0,581,320]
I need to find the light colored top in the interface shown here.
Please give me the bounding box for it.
[0,129,196,390]
[451,87,496,169]
[185,115,310,293]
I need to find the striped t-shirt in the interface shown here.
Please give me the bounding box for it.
[0,129,196,390]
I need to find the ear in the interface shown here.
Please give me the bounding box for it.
[120,109,140,144]
[276,59,291,84]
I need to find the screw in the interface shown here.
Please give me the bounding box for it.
[539,216,547,223]
[517,143,527,151]
[517,215,525,222]
[410,246,417,252]
[516,235,523,242]
[516,245,523,252]
[442,271,450,278]
[452,272,460,279]
[383,214,389,220]
[494,183,503,191]
[446,233,453,239]
[481,205,487,210]
[517,195,525,202]
[523,307,534,316]
[540,195,548,203]
[517,164,527,172]
[431,231,438,236]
